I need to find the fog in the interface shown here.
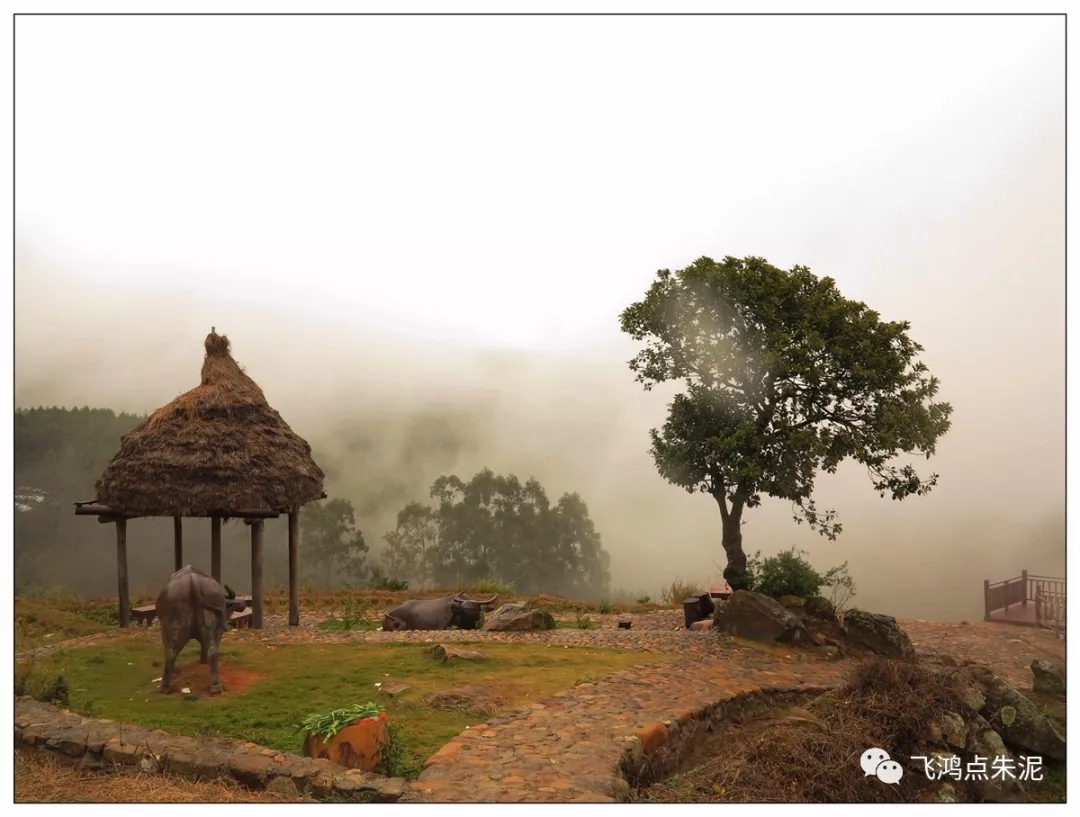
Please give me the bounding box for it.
[13,15,1064,621]
[15,126,1065,620]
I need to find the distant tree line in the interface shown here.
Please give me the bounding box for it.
[14,407,611,600]
[381,468,611,599]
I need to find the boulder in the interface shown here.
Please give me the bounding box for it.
[842,610,915,658]
[1030,659,1065,697]
[777,595,806,608]
[803,595,836,620]
[977,671,1066,761]
[710,590,807,645]
[482,603,556,632]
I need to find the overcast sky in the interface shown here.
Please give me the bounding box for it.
[10,14,1067,616]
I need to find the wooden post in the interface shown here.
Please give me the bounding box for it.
[251,520,264,629]
[116,518,130,628]
[288,510,300,626]
[211,515,222,582]
[983,579,991,621]
[173,516,183,572]
[1021,569,1029,607]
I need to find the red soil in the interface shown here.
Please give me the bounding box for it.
[164,661,264,696]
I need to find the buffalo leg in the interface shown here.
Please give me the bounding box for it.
[161,643,177,693]
[200,640,209,665]
[208,639,222,695]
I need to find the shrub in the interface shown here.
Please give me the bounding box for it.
[636,594,651,605]
[744,547,856,607]
[660,578,703,607]
[375,577,410,592]
[598,599,612,615]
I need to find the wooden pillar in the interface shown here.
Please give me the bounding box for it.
[116,518,130,628]
[288,510,300,626]
[173,516,183,572]
[1021,569,1029,606]
[983,579,991,621]
[211,515,222,582]
[251,520,264,629]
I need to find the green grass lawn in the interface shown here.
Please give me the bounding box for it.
[17,638,668,777]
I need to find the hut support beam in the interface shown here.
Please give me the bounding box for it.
[211,515,222,582]
[251,520,264,629]
[173,516,183,572]
[288,510,300,626]
[116,518,130,628]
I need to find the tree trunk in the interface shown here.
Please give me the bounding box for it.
[721,514,749,589]
[714,490,749,589]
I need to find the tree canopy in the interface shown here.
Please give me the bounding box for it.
[619,255,953,586]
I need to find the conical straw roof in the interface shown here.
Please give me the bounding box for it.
[94,332,325,517]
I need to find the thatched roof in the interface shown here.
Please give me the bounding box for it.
[93,332,326,517]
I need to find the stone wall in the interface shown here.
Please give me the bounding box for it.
[14,697,406,802]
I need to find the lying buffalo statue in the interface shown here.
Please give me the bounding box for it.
[382,593,499,631]
[155,564,246,695]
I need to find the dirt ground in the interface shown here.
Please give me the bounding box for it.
[14,749,303,803]
[162,660,265,695]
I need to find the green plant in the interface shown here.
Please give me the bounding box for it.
[340,593,367,630]
[636,594,652,605]
[37,675,69,707]
[375,722,421,779]
[376,577,410,592]
[660,578,703,607]
[298,702,384,751]
[598,599,612,615]
[744,547,852,601]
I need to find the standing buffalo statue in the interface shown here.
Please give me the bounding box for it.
[382,593,499,631]
[155,564,246,695]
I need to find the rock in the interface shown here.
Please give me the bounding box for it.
[617,620,632,630]
[424,685,504,717]
[428,645,483,663]
[976,672,1066,761]
[1030,659,1065,696]
[938,712,967,749]
[228,753,273,788]
[482,604,556,632]
[267,775,299,798]
[777,595,806,608]
[842,610,915,658]
[803,595,835,620]
[710,590,807,645]
[810,631,827,646]
[816,645,840,660]
[936,783,959,803]
[379,682,411,697]
[689,620,711,631]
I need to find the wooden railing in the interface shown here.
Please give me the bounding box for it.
[984,570,1066,632]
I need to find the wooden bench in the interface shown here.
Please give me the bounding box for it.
[129,596,252,628]
[709,583,733,601]
[132,604,157,626]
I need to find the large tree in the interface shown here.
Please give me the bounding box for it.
[619,256,953,588]
[300,497,370,588]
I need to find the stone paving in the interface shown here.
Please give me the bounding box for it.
[15,608,1064,803]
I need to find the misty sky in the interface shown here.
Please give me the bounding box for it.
[10,14,1067,619]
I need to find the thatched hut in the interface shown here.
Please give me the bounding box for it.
[76,331,326,629]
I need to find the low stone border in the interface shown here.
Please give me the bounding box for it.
[14,697,406,802]
[618,688,830,790]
